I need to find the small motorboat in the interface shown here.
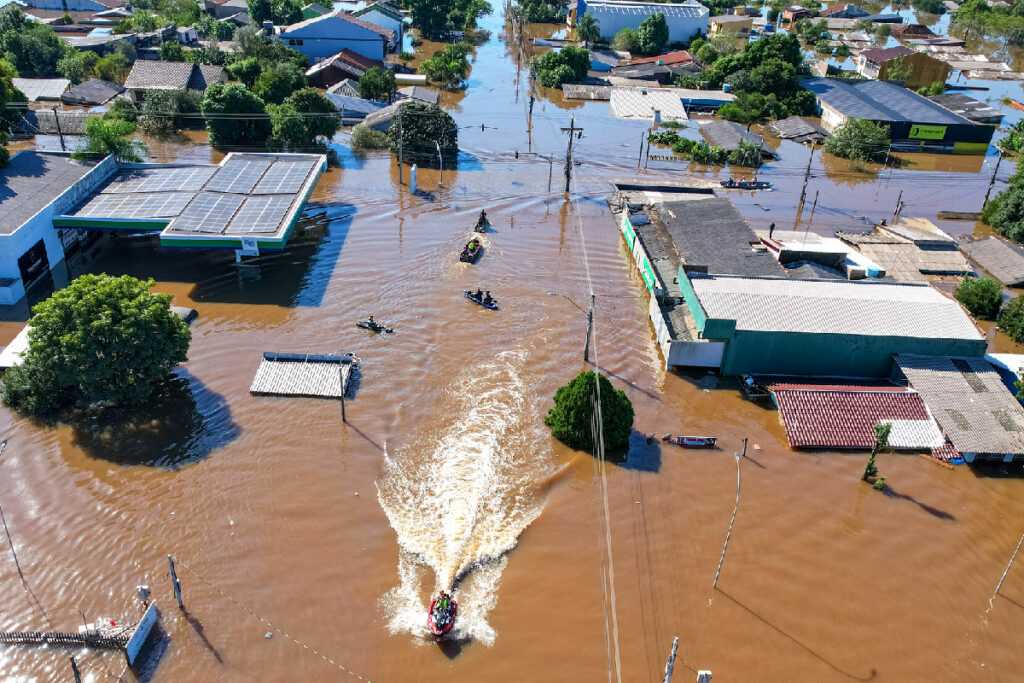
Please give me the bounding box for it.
[464,290,498,310]
[473,210,490,233]
[720,180,772,190]
[673,436,717,449]
[460,238,483,263]
[428,591,457,636]
[356,319,393,333]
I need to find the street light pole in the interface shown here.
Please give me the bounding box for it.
[713,439,745,589]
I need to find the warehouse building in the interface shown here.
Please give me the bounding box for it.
[678,272,987,376]
[802,77,995,153]
[569,0,709,43]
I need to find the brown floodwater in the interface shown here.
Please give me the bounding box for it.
[2,8,1024,683]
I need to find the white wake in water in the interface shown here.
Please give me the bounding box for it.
[377,350,549,644]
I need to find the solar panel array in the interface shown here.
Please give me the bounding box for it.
[205,158,273,194]
[226,195,295,234]
[253,159,318,194]
[103,167,218,194]
[73,192,196,219]
[172,193,245,233]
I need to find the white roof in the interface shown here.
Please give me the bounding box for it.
[13,78,70,102]
[689,273,984,340]
[609,87,688,121]
[586,1,709,18]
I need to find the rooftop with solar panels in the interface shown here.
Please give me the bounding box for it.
[53,152,328,251]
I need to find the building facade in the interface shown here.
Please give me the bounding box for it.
[279,11,395,64]
[570,0,709,43]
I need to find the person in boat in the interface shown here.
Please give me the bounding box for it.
[724,178,735,187]
[474,288,483,300]
[752,174,759,186]
[479,209,487,224]
[737,178,748,188]
[368,315,374,324]
[483,290,492,305]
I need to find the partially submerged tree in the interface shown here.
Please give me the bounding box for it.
[419,42,472,89]
[823,117,890,163]
[999,295,1024,343]
[358,66,397,102]
[201,82,272,149]
[637,12,668,56]
[545,371,634,455]
[575,13,599,47]
[862,422,891,482]
[387,101,458,166]
[954,276,1003,319]
[1,274,191,416]
[268,87,339,150]
[72,116,146,162]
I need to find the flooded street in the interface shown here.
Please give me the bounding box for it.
[1,7,1024,682]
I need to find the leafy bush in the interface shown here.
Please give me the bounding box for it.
[659,119,685,129]
[823,118,890,162]
[398,50,415,62]
[872,476,887,491]
[530,45,590,88]
[648,130,681,146]
[72,116,146,162]
[999,295,1024,343]
[359,66,397,102]
[671,137,696,154]
[612,27,639,52]
[862,422,890,481]
[351,124,390,149]
[104,98,139,123]
[917,80,944,96]
[544,371,634,454]
[637,12,668,55]
[419,42,472,89]
[728,140,763,167]
[139,89,201,137]
[387,101,458,166]
[674,73,701,88]
[954,276,1003,319]
[1,275,190,416]
[688,142,728,164]
[815,39,832,54]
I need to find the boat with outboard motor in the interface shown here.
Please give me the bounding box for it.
[464,289,498,310]
[460,237,483,263]
[356,318,393,333]
[720,179,772,190]
[428,591,457,636]
[473,210,490,233]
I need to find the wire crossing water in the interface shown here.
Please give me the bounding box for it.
[377,350,549,644]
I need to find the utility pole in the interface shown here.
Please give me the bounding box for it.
[338,355,346,423]
[560,116,583,193]
[51,107,65,152]
[661,636,679,683]
[547,155,553,193]
[713,438,745,589]
[984,152,1004,207]
[528,94,535,143]
[637,131,645,168]
[436,141,443,187]
[167,555,184,610]
[799,142,815,204]
[892,189,903,224]
[0,439,22,579]
[70,656,81,683]
[397,110,403,185]
[988,528,1024,612]
[584,294,595,363]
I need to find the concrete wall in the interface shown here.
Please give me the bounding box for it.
[282,17,387,63]
[647,295,723,368]
[0,154,117,305]
[620,213,665,297]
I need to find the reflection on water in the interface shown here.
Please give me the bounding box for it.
[377,350,549,644]
[69,370,238,468]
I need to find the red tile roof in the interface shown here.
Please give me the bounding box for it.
[773,386,937,449]
[631,50,692,66]
[821,4,854,16]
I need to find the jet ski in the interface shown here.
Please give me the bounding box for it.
[428,591,457,636]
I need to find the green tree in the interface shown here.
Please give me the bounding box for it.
[268,86,339,149]
[72,116,146,162]
[999,295,1024,343]
[227,56,262,88]
[95,53,131,83]
[611,27,639,52]
[862,422,891,482]
[823,118,890,162]
[0,275,190,416]
[253,61,306,105]
[57,52,88,84]
[637,12,668,56]
[544,371,634,455]
[530,45,590,88]
[743,32,802,69]
[201,82,272,149]
[0,12,68,77]
[0,57,19,166]
[139,89,201,137]
[728,140,763,167]
[419,42,472,89]
[954,276,1003,319]
[350,124,390,149]
[815,39,832,54]
[749,58,798,96]
[358,66,397,102]
[248,0,303,25]
[406,0,455,40]
[835,43,850,58]
[104,98,139,123]
[575,13,599,46]
[387,101,458,166]
[159,39,186,61]
[885,54,911,82]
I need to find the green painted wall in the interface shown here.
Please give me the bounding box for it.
[713,329,987,377]
[677,266,706,332]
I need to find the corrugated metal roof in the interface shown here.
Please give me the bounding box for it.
[894,354,1024,456]
[60,78,123,106]
[699,119,773,155]
[12,78,70,102]
[774,386,944,449]
[689,273,984,339]
[124,61,195,90]
[802,77,971,125]
[768,116,828,142]
[960,237,1024,286]
[859,45,915,64]
[585,1,708,18]
[609,87,688,121]
[927,93,1003,124]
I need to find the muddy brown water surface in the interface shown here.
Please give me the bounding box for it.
[2,9,1024,682]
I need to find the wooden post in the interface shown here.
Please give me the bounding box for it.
[638,132,645,168]
[892,189,903,224]
[167,555,183,610]
[713,439,744,589]
[339,360,347,423]
[989,528,1024,611]
[799,142,815,204]
[547,155,553,193]
[983,153,1004,208]
[584,294,594,363]
[52,107,65,152]
[70,656,81,683]
[662,636,679,683]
